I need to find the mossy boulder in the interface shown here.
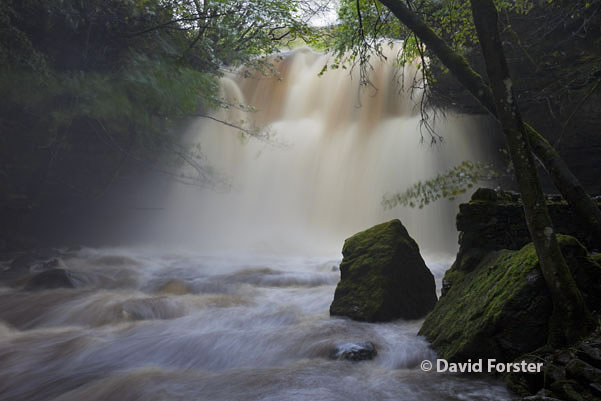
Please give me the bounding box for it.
[329,219,437,322]
[419,235,601,363]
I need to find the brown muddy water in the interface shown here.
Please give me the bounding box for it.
[0,248,511,401]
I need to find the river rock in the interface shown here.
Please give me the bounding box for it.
[419,235,601,363]
[24,268,75,291]
[329,341,377,361]
[329,219,437,322]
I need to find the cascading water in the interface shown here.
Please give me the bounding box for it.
[157,46,496,256]
[0,47,511,401]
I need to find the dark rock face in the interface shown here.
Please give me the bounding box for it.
[419,235,601,363]
[329,341,377,361]
[24,269,75,291]
[508,333,601,401]
[329,219,437,322]
[454,188,601,275]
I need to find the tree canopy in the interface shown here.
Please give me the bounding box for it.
[0,0,330,198]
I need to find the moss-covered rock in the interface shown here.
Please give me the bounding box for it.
[419,235,601,363]
[329,219,437,322]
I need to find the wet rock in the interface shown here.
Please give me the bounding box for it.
[40,258,61,270]
[419,235,601,363]
[455,189,601,265]
[545,363,568,386]
[577,344,601,370]
[566,359,601,386]
[517,395,565,401]
[24,269,75,291]
[329,219,437,322]
[27,257,66,273]
[329,341,377,361]
[508,330,601,400]
[471,187,498,201]
[549,380,588,401]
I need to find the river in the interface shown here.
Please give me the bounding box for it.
[0,248,511,400]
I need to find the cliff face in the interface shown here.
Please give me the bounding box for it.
[429,2,601,194]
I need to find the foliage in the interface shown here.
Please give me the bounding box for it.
[318,0,418,86]
[324,0,598,82]
[0,0,320,194]
[328,0,538,57]
[328,0,600,210]
[0,59,218,133]
[382,161,498,209]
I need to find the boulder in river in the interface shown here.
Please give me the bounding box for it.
[329,341,377,361]
[329,219,437,322]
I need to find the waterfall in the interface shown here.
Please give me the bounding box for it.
[159,46,495,256]
[0,47,514,401]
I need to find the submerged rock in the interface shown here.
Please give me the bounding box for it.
[24,268,75,291]
[329,219,437,322]
[329,341,377,361]
[419,235,601,363]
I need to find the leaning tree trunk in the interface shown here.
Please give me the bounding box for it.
[377,0,601,242]
[526,124,601,244]
[470,0,593,344]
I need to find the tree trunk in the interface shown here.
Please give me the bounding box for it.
[377,0,601,242]
[469,0,593,344]
[526,124,601,245]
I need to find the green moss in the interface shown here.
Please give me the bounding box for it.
[419,240,546,361]
[330,219,437,322]
[420,235,601,362]
[442,268,465,286]
[342,220,415,257]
